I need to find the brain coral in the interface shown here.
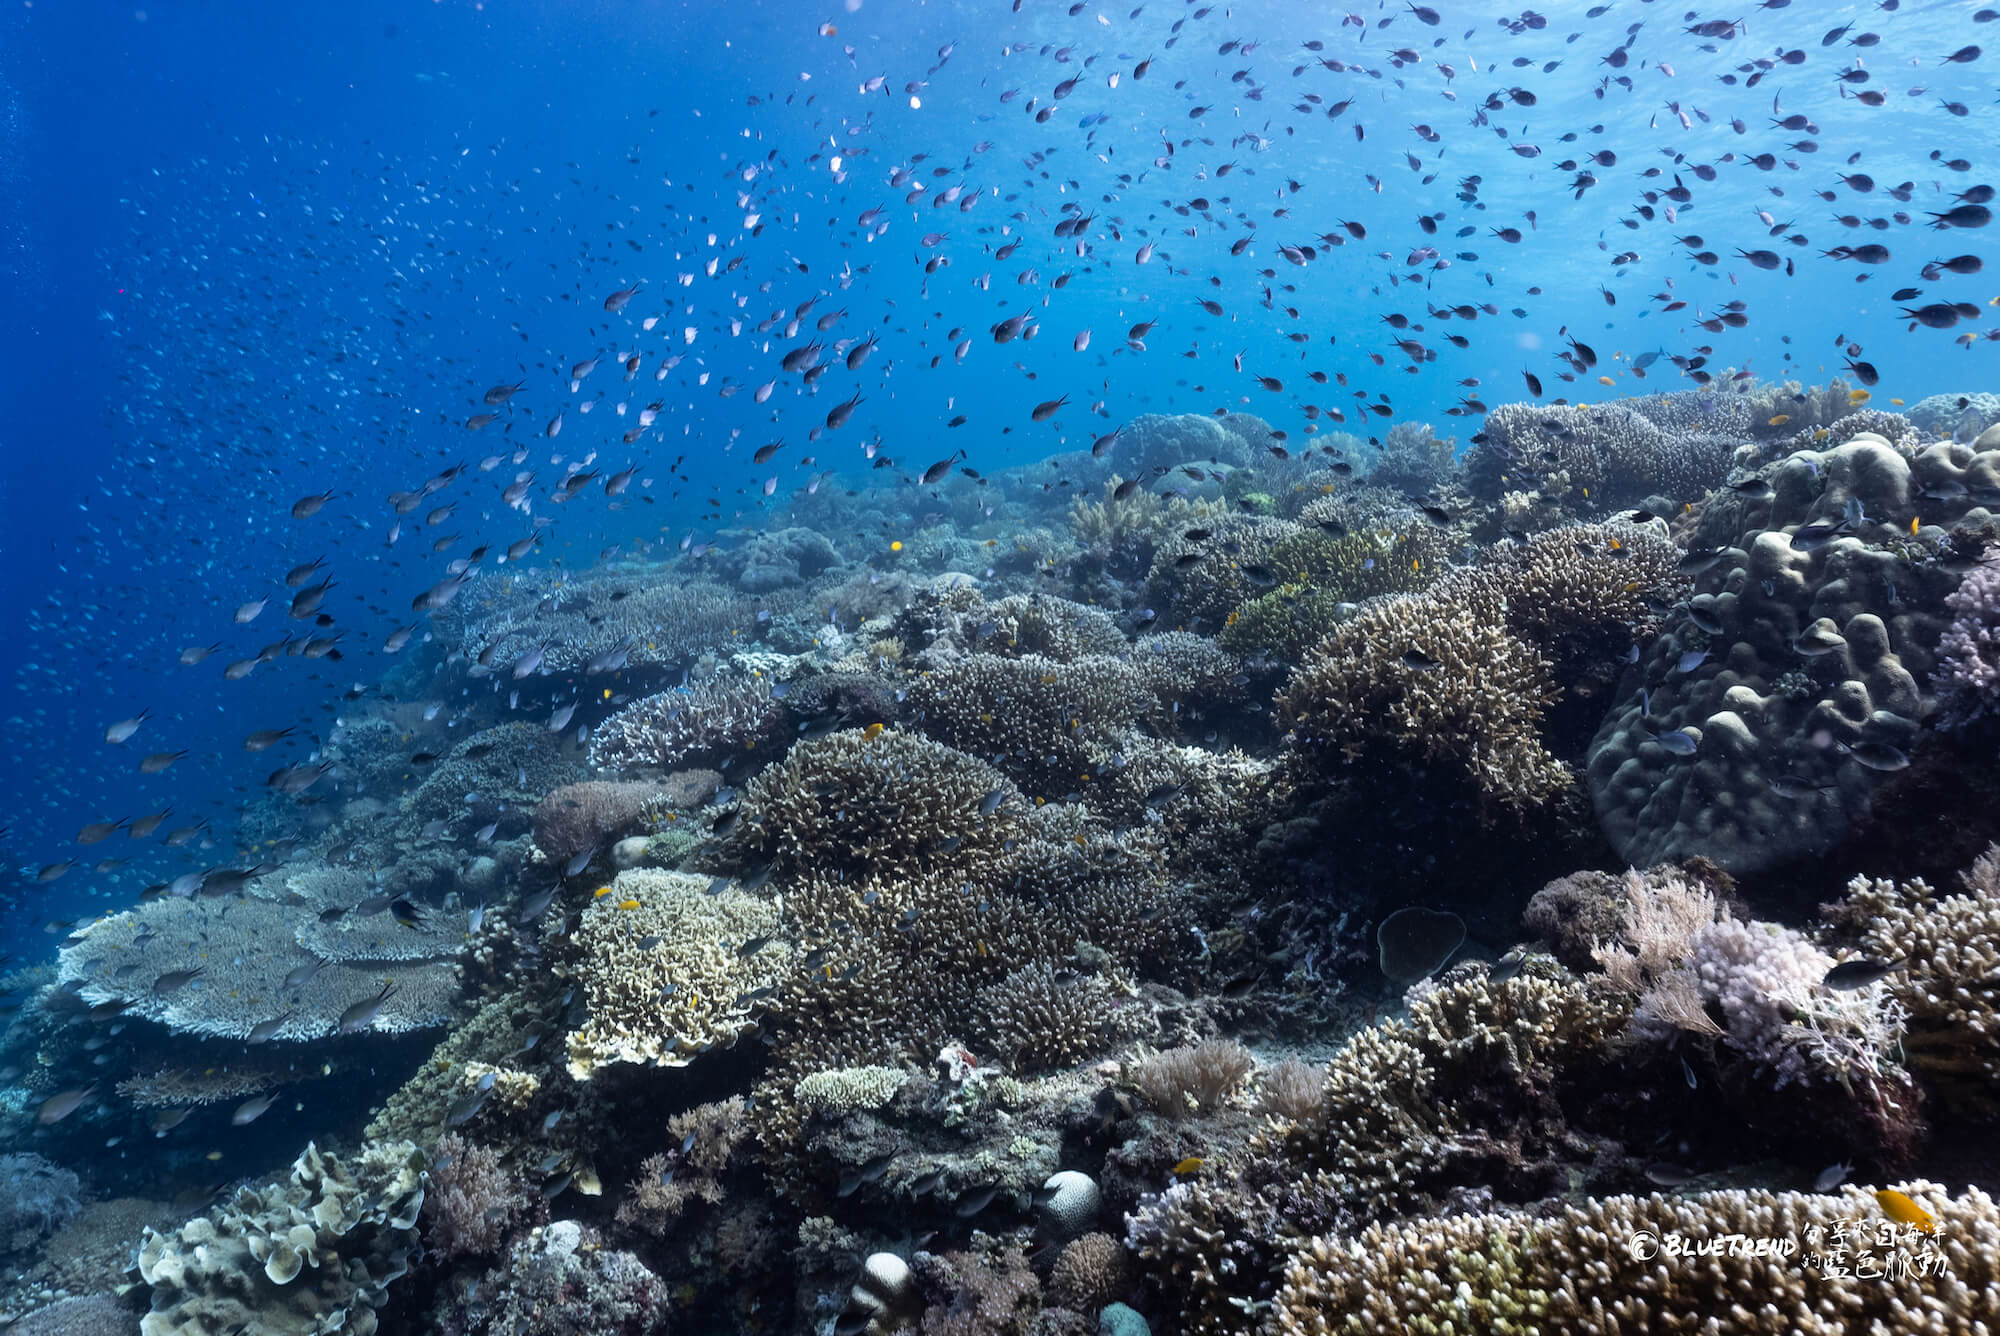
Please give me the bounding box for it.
[736,727,1026,881]
[1277,594,1571,817]
[1273,1182,2000,1335]
[561,868,790,1079]
[136,1140,424,1336]
[1587,432,2000,875]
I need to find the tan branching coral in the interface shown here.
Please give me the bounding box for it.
[975,963,1123,1073]
[737,728,1025,882]
[908,655,1149,798]
[1826,844,2000,1100]
[1277,595,1570,816]
[1131,1039,1254,1120]
[1273,1183,2000,1335]
[561,870,790,1080]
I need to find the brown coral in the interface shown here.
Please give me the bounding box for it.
[1277,594,1570,817]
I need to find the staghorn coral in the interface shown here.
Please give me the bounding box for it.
[1259,971,1622,1219]
[365,993,539,1148]
[1278,594,1570,817]
[1825,845,2000,1101]
[793,1066,907,1115]
[1070,484,1228,585]
[995,809,1194,971]
[561,870,789,1079]
[1467,400,1728,514]
[136,1141,424,1336]
[1434,521,1685,686]
[907,655,1149,798]
[975,963,1123,1074]
[1130,1039,1255,1121]
[393,722,580,843]
[1272,1182,2000,1335]
[584,677,787,777]
[1145,514,1305,626]
[1130,631,1241,719]
[737,727,1025,882]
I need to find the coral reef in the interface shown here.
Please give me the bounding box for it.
[1825,844,2000,1103]
[58,881,463,1042]
[135,1141,424,1336]
[1589,432,2000,875]
[561,869,791,1079]
[0,1155,81,1257]
[585,676,788,777]
[909,652,1150,798]
[1278,594,1570,817]
[1273,1183,2000,1334]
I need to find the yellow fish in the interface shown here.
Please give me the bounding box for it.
[1890,397,1906,406]
[1598,375,1616,386]
[1911,516,1922,536]
[1875,1188,1936,1234]
[1173,1157,1205,1176]
[593,886,614,899]
[1767,414,1790,426]
[889,540,904,552]
[863,722,886,739]
[1849,388,1872,405]
[616,899,641,911]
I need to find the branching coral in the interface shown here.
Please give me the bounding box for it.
[1130,1039,1254,1120]
[585,677,787,776]
[1934,556,2000,728]
[424,1134,536,1261]
[908,654,1149,798]
[561,870,790,1079]
[974,963,1123,1074]
[615,1097,750,1234]
[1273,1182,2000,1335]
[1277,594,1570,817]
[443,565,758,677]
[1144,515,1304,627]
[1825,845,2000,1103]
[736,727,1025,882]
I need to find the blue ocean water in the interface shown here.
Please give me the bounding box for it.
[3,0,1991,909]
[0,0,1997,1327]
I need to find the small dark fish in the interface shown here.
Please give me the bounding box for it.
[336,982,396,1034]
[1401,649,1442,671]
[1823,957,1907,990]
[232,1092,281,1126]
[838,1152,897,1197]
[953,1183,1004,1217]
[1487,951,1528,984]
[152,967,204,997]
[445,1090,490,1128]
[1843,741,1909,772]
[712,808,742,837]
[736,935,774,958]
[36,1084,97,1126]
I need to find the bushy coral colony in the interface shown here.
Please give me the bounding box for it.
[12,392,2000,1335]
